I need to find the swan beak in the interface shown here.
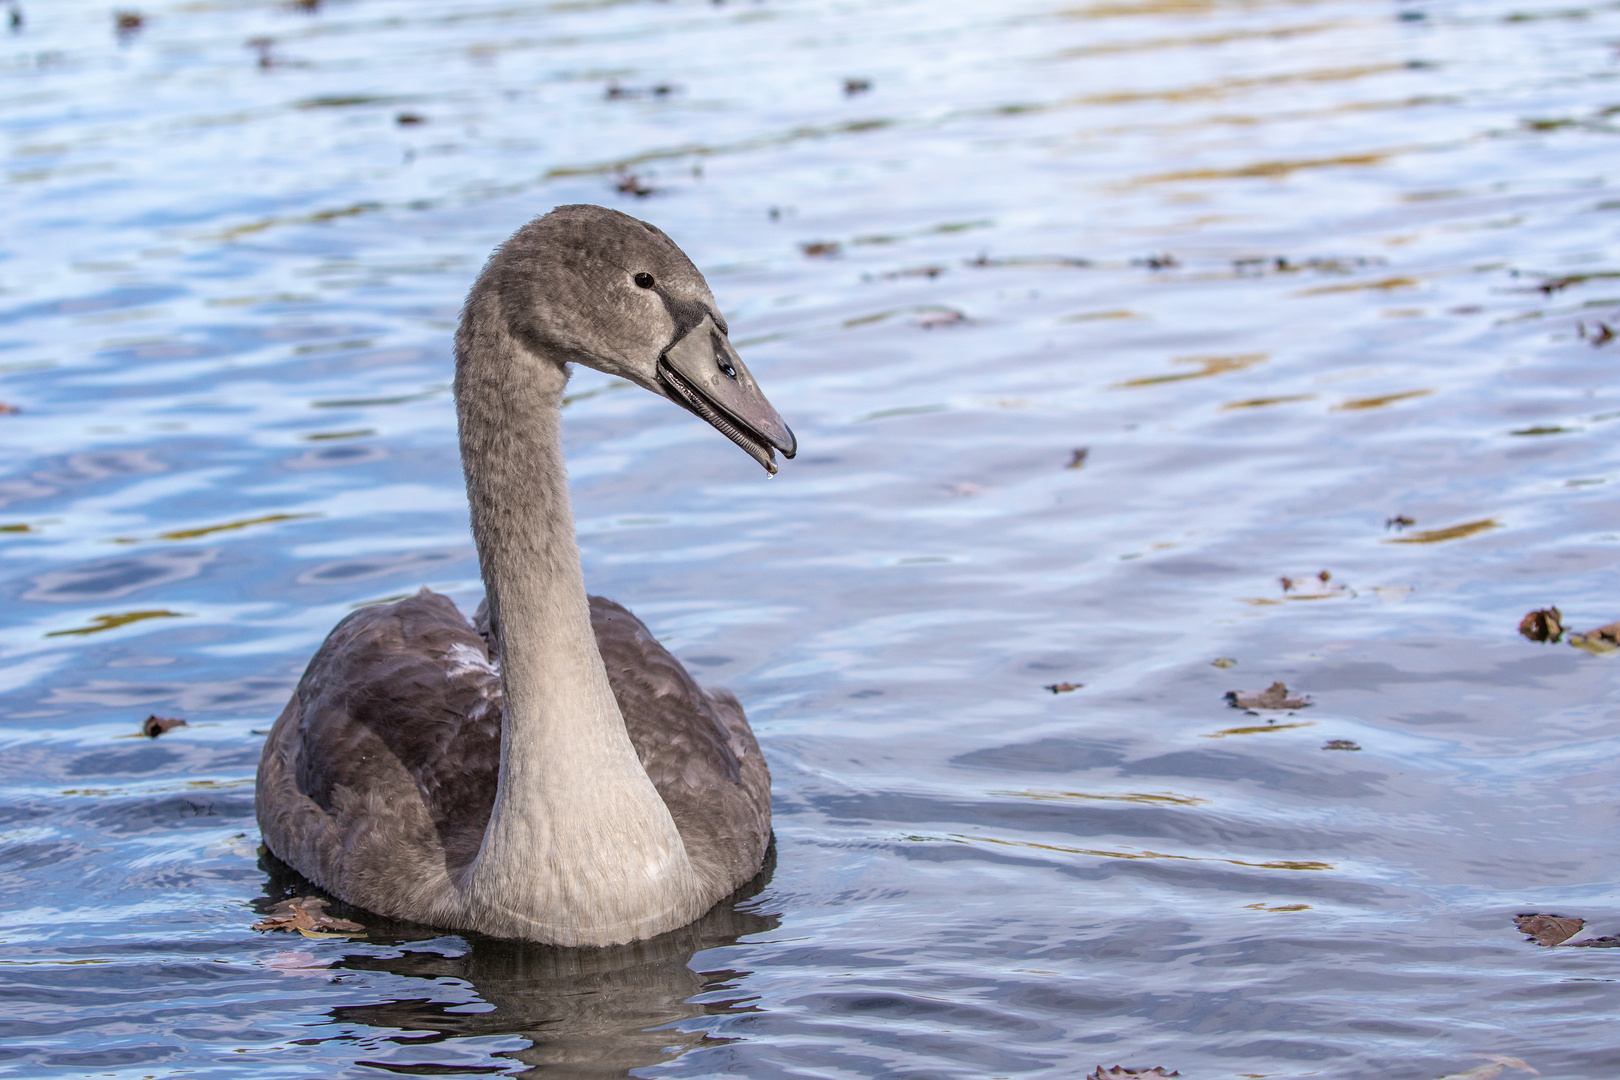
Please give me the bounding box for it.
[657,315,797,474]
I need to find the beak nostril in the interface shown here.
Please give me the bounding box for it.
[719,359,737,379]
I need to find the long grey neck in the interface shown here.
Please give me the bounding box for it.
[453,291,705,946]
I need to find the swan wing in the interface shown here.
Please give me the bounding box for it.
[259,590,769,919]
[256,590,501,921]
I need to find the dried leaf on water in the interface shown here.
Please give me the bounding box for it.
[1515,913,1584,946]
[1226,682,1311,710]
[142,715,187,738]
[1579,320,1615,346]
[914,308,967,328]
[1067,447,1089,469]
[1323,739,1361,751]
[801,240,841,257]
[1044,682,1083,694]
[1517,607,1563,643]
[1568,621,1620,655]
[1088,1068,1179,1079]
[1277,569,1348,600]
[614,173,655,197]
[1212,657,1236,668]
[253,896,365,937]
[0,402,18,415]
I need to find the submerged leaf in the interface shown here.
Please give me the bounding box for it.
[1386,518,1498,544]
[1323,739,1361,751]
[1206,721,1314,738]
[1333,388,1433,411]
[1113,353,1265,389]
[1568,622,1620,655]
[1087,1069,1179,1079]
[46,609,186,637]
[1044,682,1083,694]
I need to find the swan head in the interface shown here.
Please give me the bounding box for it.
[485,203,796,474]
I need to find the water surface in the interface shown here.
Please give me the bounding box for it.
[4,0,1620,1076]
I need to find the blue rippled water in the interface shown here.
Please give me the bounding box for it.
[5,0,1620,1076]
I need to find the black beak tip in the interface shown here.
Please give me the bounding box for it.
[779,425,797,460]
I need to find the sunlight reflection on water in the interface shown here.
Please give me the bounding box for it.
[4,0,1620,1076]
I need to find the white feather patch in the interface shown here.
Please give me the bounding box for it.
[444,641,497,679]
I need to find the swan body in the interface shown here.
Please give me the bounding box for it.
[255,205,794,945]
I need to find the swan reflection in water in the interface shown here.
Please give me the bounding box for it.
[255,848,779,1078]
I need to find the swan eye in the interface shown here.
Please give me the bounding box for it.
[634,272,655,289]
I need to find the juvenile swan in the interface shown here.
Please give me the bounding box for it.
[256,205,794,946]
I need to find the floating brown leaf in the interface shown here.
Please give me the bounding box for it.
[1225,682,1310,710]
[1579,320,1615,346]
[1067,447,1089,469]
[253,896,365,937]
[1276,571,1348,600]
[1568,621,1620,655]
[1212,657,1236,668]
[0,402,18,415]
[1087,1068,1179,1079]
[1518,607,1563,643]
[605,82,674,100]
[801,241,841,257]
[142,715,187,738]
[614,173,655,198]
[915,308,966,328]
[1044,682,1083,694]
[1323,739,1361,751]
[1386,514,1415,530]
[843,77,872,95]
[1515,913,1583,947]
